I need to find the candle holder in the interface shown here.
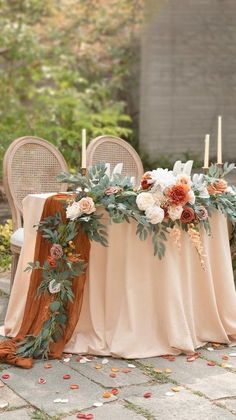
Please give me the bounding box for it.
[202,167,209,175]
[216,163,223,178]
[81,167,87,177]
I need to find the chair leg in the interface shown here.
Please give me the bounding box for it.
[10,253,19,291]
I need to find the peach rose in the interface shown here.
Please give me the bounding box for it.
[78,197,96,214]
[207,179,228,195]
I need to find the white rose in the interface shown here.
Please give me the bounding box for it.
[168,205,183,221]
[49,279,61,294]
[66,201,82,220]
[145,205,164,224]
[152,189,165,206]
[188,190,195,204]
[78,197,96,214]
[136,192,155,211]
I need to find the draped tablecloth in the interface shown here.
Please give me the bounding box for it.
[3,193,236,358]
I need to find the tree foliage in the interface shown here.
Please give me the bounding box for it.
[0,0,144,176]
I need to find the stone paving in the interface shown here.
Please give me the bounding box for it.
[0,273,236,419]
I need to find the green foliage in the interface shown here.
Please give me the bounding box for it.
[0,219,12,271]
[0,0,144,177]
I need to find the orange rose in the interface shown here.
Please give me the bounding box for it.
[47,256,57,268]
[207,179,228,195]
[141,172,153,190]
[166,184,189,206]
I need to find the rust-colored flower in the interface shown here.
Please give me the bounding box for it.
[141,172,153,190]
[180,207,195,223]
[67,255,80,263]
[47,256,57,268]
[166,184,189,206]
[207,179,228,195]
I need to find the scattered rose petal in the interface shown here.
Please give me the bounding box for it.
[0,401,8,409]
[168,356,176,362]
[76,357,82,362]
[122,368,131,374]
[111,388,119,395]
[207,347,214,352]
[84,357,93,362]
[111,367,119,372]
[222,355,229,360]
[77,415,86,419]
[154,368,162,374]
[70,384,79,390]
[171,387,181,392]
[0,382,4,388]
[63,374,71,379]
[110,373,117,378]
[79,359,87,364]
[207,361,216,366]
[229,353,236,357]
[63,357,71,363]
[187,357,196,362]
[54,398,68,403]
[85,415,94,420]
[1,374,10,380]
[93,402,103,407]
[143,392,152,398]
[102,358,109,365]
[38,377,46,384]
[103,391,112,398]
[164,368,172,374]
[95,364,102,369]
[165,392,175,397]
[44,363,52,369]
[128,364,136,368]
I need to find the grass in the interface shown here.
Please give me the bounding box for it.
[124,401,155,420]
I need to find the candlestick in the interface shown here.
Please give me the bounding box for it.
[217,115,222,164]
[81,128,86,169]
[203,134,210,169]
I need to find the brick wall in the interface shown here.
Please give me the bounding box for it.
[140,0,236,163]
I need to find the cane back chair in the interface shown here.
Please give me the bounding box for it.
[3,136,68,288]
[86,135,144,186]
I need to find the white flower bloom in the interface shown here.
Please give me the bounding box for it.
[188,190,196,204]
[151,168,176,191]
[49,279,61,294]
[152,188,165,206]
[168,205,183,221]
[66,201,82,220]
[176,174,192,187]
[136,192,155,211]
[226,186,236,195]
[145,205,164,224]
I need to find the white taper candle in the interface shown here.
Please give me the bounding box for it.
[204,134,210,168]
[81,128,86,169]
[217,116,222,164]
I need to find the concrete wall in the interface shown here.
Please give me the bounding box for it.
[140,0,236,163]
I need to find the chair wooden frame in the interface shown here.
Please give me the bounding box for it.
[86,135,144,186]
[3,136,68,288]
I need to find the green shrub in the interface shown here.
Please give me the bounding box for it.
[0,219,12,271]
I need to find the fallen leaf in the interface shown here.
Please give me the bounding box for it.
[63,374,71,379]
[171,387,181,392]
[103,391,112,398]
[1,374,10,380]
[44,363,52,369]
[207,361,216,366]
[154,368,162,374]
[143,392,152,398]
[111,388,119,395]
[222,355,229,360]
[38,377,46,384]
[70,384,79,389]
[221,363,233,368]
[95,364,102,369]
[111,367,119,372]
[187,357,196,362]
[164,368,172,374]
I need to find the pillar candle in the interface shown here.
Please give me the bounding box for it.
[204,134,210,168]
[217,116,222,164]
[81,129,86,169]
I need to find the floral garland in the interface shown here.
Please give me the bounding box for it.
[19,162,236,359]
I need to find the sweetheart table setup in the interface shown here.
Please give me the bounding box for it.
[1,124,236,369]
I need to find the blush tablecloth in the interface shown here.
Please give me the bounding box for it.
[3,193,236,358]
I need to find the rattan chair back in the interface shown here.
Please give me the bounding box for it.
[3,136,68,230]
[86,136,143,186]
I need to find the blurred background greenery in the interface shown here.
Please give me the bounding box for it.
[0,0,144,178]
